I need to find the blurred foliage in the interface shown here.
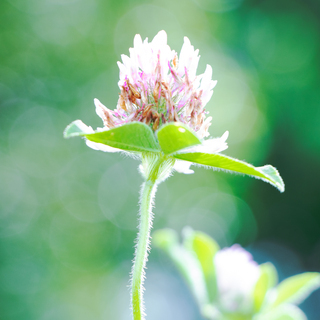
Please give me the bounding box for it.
[0,0,320,319]
[154,228,320,320]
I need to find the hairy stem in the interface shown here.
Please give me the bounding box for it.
[131,179,157,320]
[131,154,174,320]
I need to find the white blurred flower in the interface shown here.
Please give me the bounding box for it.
[214,245,260,314]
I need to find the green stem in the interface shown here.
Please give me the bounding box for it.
[131,179,157,320]
[131,154,174,320]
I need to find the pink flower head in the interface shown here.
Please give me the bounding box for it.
[95,30,217,138]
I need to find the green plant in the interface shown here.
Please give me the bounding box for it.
[64,31,284,320]
[154,228,320,320]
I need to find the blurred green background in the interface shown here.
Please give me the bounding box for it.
[1,0,320,319]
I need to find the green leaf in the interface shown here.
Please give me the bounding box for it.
[156,123,201,154]
[183,228,219,303]
[64,119,90,138]
[173,152,285,192]
[272,272,320,307]
[257,304,307,320]
[153,229,209,308]
[64,121,160,153]
[254,262,278,312]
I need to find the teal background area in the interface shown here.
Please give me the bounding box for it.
[0,0,320,319]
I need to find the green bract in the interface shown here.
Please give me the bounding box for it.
[64,121,285,192]
[157,122,202,154]
[153,228,320,320]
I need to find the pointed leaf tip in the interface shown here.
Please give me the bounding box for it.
[63,120,90,138]
[173,152,285,192]
[256,165,285,193]
[64,121,160,153]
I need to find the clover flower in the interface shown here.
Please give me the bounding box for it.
[214,245,260,313]
[66,31,232,175]
[64,31,284,191]
[107,30,215,137]
[154,228,320,320]
[64,31,285,320]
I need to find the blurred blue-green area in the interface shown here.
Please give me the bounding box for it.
[0,0,319,319]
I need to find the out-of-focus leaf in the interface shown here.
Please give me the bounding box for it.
[153,229,209,308]
[156,123,201,154]
[256,304,307,320]
[183,228,219,303]
[271,272,320,307]
[201,305,221,320]
[64,121,160,153]
[173,152,285,192]
[254,262,278,312]
[152,228,178,250]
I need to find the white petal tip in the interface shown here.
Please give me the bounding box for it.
[183,36,191,45]
[153,30,167,46]
[205,64,212,72]
[221,130,229,141]
[133,34,143,46]
[157,30,167,39]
